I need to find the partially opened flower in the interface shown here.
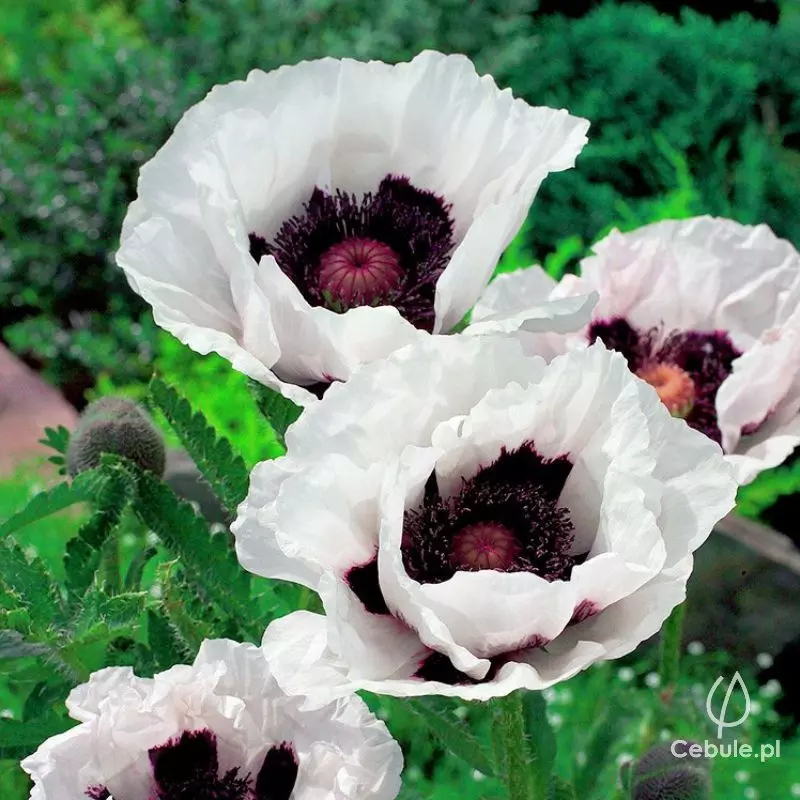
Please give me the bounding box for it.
[473,217,800,483]
[22,639,402,800]
[233,337,736,702]
[116,51,590,405]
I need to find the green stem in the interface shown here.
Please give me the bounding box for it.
[659,601,687,696]
[492,693,535,800]
[101,529,121,595]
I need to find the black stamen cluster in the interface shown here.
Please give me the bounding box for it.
[414,652,503,685]
[141,729,297,800]
[402,443,576,585]
[249,175,454,331]
[588,317,741,444]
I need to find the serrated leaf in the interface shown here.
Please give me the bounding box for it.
[115,460,253,625]
[64,470,132,599]
[149,377,250,514]
[523,692,557,798]
[38,425,70,455]
[0,717,74,759]
[157,562,216,650]
[247,380,302,447]
[124,546,158,591]
[69,590,147,642]
[147,609,192,669]
[0,480,88,538]
[22,680,73,721]
[0,540,64,631]
[407,699,496,778]
[0,630,50,661]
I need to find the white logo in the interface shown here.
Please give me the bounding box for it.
[706,671,751,738]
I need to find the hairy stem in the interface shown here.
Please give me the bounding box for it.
[492,692,535,800]
[659,601,687,698]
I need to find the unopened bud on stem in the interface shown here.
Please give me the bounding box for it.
[631,742,710,799]
[67,397,166,478]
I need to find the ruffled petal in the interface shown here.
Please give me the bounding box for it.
[24,639,402,800]
[119,51,588,399]
[233,456,386,590]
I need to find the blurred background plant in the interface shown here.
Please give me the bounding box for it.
[2,0,799,404]
[2,1,800,798]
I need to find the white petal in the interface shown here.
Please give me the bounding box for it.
[283,336,533,466]
[119,51,588,397]
[464,291,598,337]
[321,571,429,683]
[717,318,800,453]
[26,638,402,800]
[471,265,558,321]
[233,456,385,589]
[582,217,800,337]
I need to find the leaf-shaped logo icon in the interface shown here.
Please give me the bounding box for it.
[706,671,751,738]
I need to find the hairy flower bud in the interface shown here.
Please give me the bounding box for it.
[67,397,166,478]
[632,742,710,800]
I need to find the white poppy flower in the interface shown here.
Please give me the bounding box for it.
[473,217,800,484]
[232,337,736,702]
[21,639,402,800]
[116,51,591,405]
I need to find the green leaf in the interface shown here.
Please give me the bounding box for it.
[573,702,632,798]
[64,470,132,599]
[68,590,147,643]
[149,377,250,514]
[157,561,217,650]
[124,546,158,591]
[543,235,585,281]
[407,699,496,778]
[22,680,73,721]
[146,608,192,669]
[247,380,302,447]
[39,425,71,474]
[115,460,253,626]
[522,692,557,798]
[39,425,70,455]
[0,480,88,538]
[0,717,74,760]
[547,776,576,800]
[0,540,64,632]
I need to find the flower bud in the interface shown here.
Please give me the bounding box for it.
[631,742,710,800]
[67,397,166,478]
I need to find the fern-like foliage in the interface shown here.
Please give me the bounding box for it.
[67,589,147,645]
[0,478,90,538]
[149,377,250,514]
[0,540,66,635]
[247,380,303,448]
[105,456,254,631]
[407,699,496,778]
[0,717,74,760]
[63,469,132,602]
[146,607,194,670]
[38,424,71,475]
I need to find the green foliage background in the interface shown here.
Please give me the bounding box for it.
[1,1,800,798]
[2,0,799,393]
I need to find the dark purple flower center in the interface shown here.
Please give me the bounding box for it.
[249,175,455,331]
[402,442,576,585]
[343,444,580,685]
[588,317,742,445]
[84,729,298,800]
